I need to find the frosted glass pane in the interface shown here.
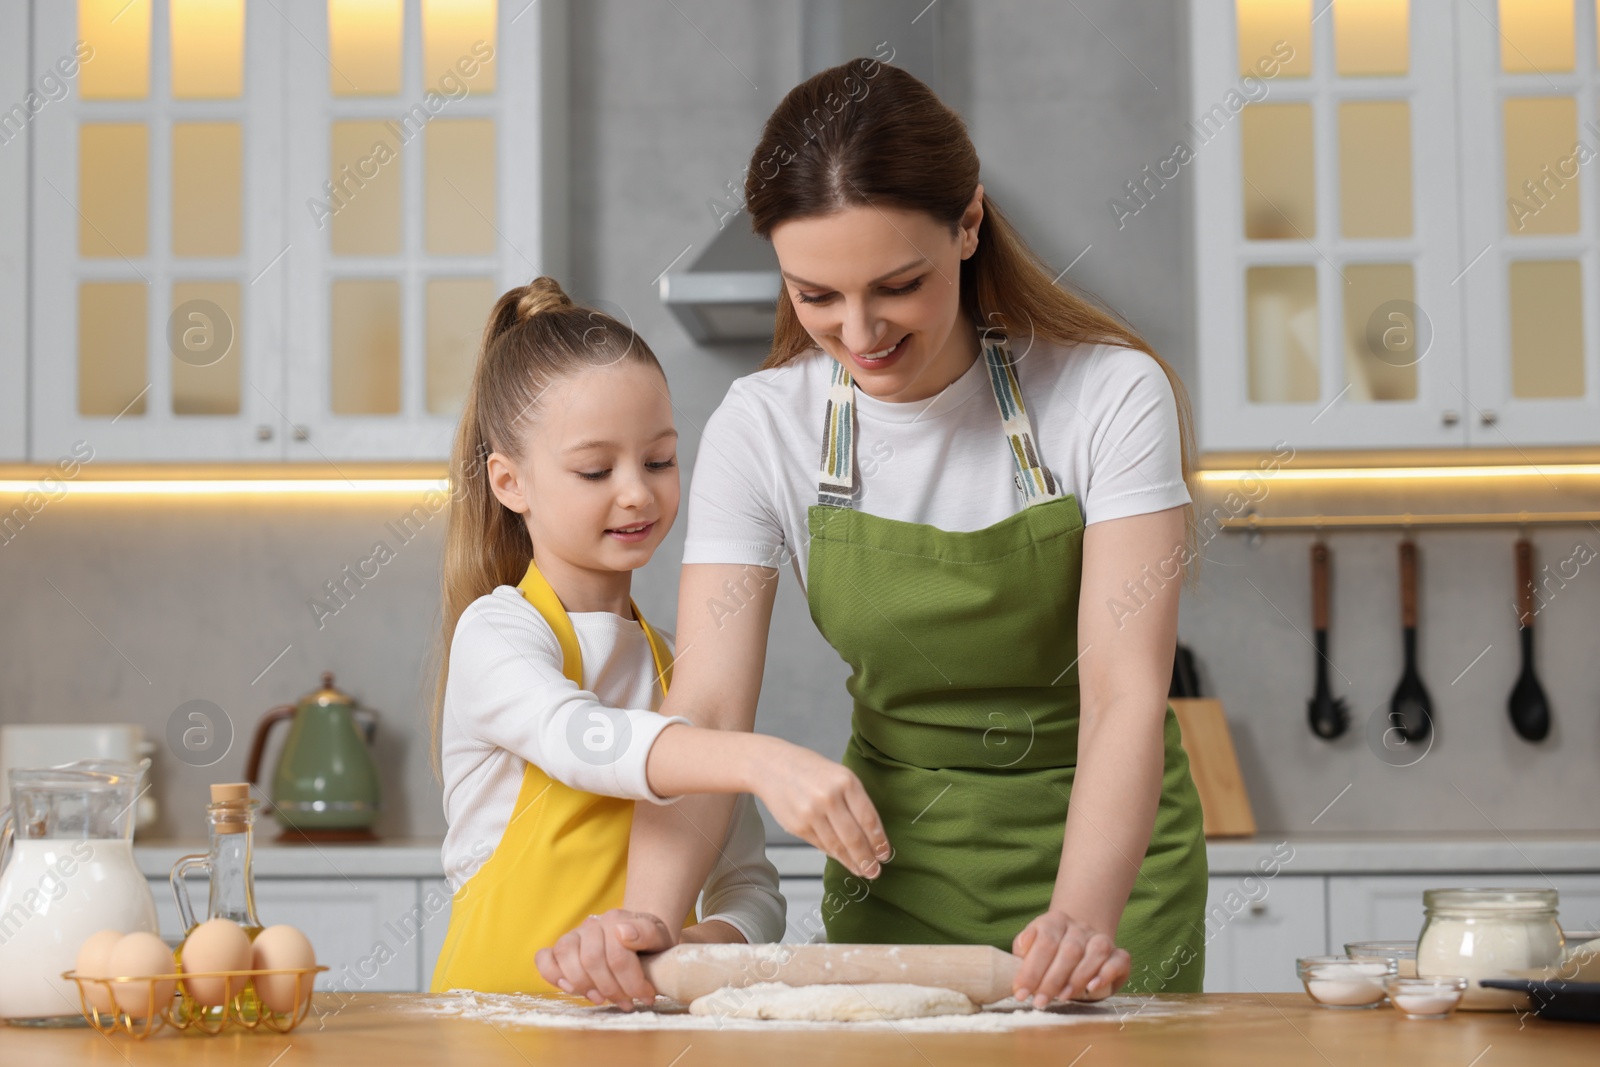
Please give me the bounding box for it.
[1504,97,1580,235]
[1509,260,1585,398]
[1236,0,1311,77]
[330,121,403,256]
[1335,0,1409,76]
[78,282,147,416]
[427,277,495,415]
[170,281,241,415]
[329,0,403,96]
[79,124,149,258]
[426,119,497,254]
[1339,101,1412,238]
[170,0,244,98]
[331,279,401,414]
[1247,266,1320,403]
[1499,0,1574,73]
[1242,104,1315,239]
[1342,264,1418,402]
[172,122,242,257]
[79,0,150,100]
[422,0,497,93]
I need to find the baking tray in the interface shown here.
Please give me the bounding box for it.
[1479,979,1600,1023]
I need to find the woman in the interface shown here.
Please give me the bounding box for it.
[538,58,1207,1008]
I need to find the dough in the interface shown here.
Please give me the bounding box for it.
[688,982,977,1022]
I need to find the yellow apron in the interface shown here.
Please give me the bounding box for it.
[429,560,678,994]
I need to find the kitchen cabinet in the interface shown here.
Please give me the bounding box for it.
[1189,2,1600,452]
[1200,874,1327,994]
[1327,873,1600,948]
[26,0,565,463]
[155,876,424,992]
[0,0,29,461]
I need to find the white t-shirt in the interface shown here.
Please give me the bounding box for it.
[440,585,785,944]
[682,340,1192,589]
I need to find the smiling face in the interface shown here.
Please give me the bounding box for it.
[770,185,985,403]
[486,361,679,595]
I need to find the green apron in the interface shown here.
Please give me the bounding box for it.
[806,337,1208,994]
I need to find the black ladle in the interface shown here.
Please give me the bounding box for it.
[1388,539,1433,743]
[1307,542,1348,739]
[1509,538,1552,741]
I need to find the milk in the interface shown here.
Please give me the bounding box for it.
[0,838,159,1023]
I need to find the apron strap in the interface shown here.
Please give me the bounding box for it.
[814,334,1062,508]
[517,560,673,695]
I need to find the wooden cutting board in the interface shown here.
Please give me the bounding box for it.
[1170,697,1256,838]
[641,944,1020,1005]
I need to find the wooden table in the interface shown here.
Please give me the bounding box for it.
[0,993,1593,1065]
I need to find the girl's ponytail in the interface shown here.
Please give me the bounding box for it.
[428,277,662,778]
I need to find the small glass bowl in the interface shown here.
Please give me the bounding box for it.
[1383,976,1468,1019]
[1297,956,1397,1009]
[1344,939,1419,977]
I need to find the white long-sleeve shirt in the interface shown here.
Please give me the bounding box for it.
[439,584,785,944]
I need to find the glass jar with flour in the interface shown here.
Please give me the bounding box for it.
[1416,888,1563,1010]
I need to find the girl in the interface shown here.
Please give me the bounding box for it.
[428,277,792,999]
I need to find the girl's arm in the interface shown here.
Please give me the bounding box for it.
[1009,505,1187,1007]
[694,793,788,944]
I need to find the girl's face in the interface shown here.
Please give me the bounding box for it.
[770,185,984,403]
[487,361,679,579]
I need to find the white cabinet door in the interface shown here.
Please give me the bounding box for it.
[418,877,453,991]
[29,0,290,462]
[777,877,827,944]
[1189,1,1469,452]
[1328,875,1600,947]
[1200,875,1327,993]
[153,877,424,992]
[0,0,27,460]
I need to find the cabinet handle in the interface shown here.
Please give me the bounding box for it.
[1479,409,1498,426]
[293,425,310,441]
[256,424,274,441]
[1440,410,1459,426]
[1249,901,1267,917]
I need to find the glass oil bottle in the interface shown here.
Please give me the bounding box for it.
[171,783,266,1022]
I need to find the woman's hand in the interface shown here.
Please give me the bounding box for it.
[1011,910,1130,1007]
[534,909,677,1010]
[752,736,891,880]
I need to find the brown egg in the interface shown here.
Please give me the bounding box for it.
[250,925,317,1014]
[73,929,126,1014]
[179,919,253,1007]
[106,932,177,1017]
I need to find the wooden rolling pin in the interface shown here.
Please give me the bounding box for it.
[640,944,1020,1005]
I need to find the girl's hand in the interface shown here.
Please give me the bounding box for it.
[535,909,676,1009]
[1011,910,1130,1008]
[753,738,891,880]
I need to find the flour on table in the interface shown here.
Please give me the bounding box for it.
[689,982,976,1021]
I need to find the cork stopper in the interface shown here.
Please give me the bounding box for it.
[210,782,252,834]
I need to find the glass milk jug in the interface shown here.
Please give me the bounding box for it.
[0,759,158,1026]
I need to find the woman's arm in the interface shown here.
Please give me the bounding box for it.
[1011,505,1187,1006]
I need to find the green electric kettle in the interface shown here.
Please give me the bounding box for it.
[244,672,381,841]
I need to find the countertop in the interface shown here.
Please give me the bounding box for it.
[132,832,1600,880]
[1,993,1594,1065]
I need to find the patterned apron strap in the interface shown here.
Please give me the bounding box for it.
[982,336,1063,505]
[813,336,1064,508]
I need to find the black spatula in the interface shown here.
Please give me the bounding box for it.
[1388,539,1433,743]
[1509,538,1552,742]
[1308,542,1348,739]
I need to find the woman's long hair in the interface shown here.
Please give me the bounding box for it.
[429,277,663,778]
[744,59,1200,585]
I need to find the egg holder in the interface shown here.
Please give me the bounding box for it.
[60,965,330,1039]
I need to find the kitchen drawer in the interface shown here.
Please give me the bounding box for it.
[419,879,453,990]
[779,877,827,943]
[1201,874,1327,993]
[153,877,424,992]
[1328,874,1600,947]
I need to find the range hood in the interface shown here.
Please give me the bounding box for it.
[657,0,945,344]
